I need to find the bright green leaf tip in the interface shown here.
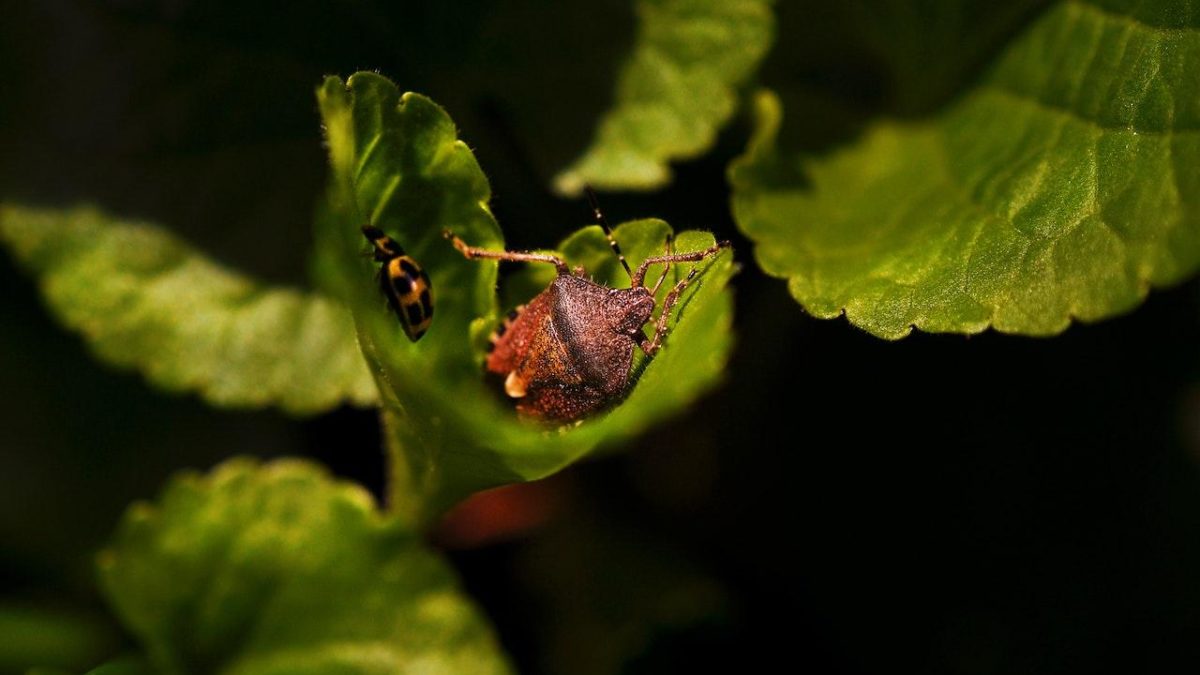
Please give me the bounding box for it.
[555,0,776,195]
[98,458,513,675]
[0,204,377,413]
[731,0,1200,339]
[319,72,736,522]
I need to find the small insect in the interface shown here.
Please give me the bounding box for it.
[444,190,730,422]
[362,224,433,341]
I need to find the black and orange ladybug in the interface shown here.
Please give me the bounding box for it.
[362,224,433,341]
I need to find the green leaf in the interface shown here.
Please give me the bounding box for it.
[0,605,119,674]
[32,657,155,675]
[97,458,512,675]
[82,660,153,675]
[317,73,735,522]
[554,0,776,195]
[0,205,376,414]
[731,0,1200,339]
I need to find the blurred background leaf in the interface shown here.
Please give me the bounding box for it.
[555,0,776,194]
[82,659,153,675]
[0,205,375,414]
[732,0,1200,337]
[99,458,512,675]
[26,656,152,675]
[0,605,119,674]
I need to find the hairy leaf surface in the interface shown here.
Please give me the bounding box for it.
[0,205,376,413]
[556,0,776,194]
[98,459,512,675]
[731,0,1200,338]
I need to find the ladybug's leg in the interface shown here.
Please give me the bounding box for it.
[444,230,570,275]
[632,240,730,288]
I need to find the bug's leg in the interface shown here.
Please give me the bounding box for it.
[443,229,570,275]
[640,265,701,356]
[632,240,730,288]
[647,233,675,297]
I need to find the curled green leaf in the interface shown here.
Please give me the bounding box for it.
[731,0,1200,339]
[98,458,512,675]
[555,0,776,195]
[318,73,735,522]
[0,205,376,414]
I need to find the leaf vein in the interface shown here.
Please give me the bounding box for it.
[980,84,1198,136]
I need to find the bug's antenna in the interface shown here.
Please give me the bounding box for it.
[585,185,633,281]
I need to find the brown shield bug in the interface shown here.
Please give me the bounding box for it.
[444,190,730,422]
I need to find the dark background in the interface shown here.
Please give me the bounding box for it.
[3,1,1200,673]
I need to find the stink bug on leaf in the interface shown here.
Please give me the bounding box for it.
[444,190,730,422]
[362,224,433,341]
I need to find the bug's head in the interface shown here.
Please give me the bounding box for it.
[362,224,404,261]
[605,287,655,336]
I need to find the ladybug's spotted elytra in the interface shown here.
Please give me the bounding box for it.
[445,191,730,423]
[362,224,433,341]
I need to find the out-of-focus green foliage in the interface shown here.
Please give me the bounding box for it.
[82,659,154,675]
[0,205,376,413]
[0,605,118,674]
[98,459,512,675]
[555,0,776,194]
[731,0,1200,338]
[320,71,734,524]
[29,657,154,675]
